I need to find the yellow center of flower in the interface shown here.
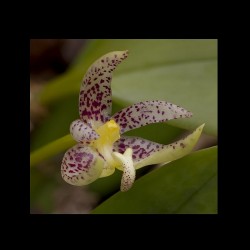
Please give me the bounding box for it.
[95,119,120,145]
[93,120,120,167]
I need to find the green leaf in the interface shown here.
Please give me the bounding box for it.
[175,175,217,214]
[91,146,217,214]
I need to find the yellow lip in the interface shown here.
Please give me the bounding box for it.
[93,119,121,168]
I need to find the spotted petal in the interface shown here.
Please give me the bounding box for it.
[112,100,192,134]
[113,124,205,170]
[70,119,99,143]
[79,50,129,127]
[61,144,104,186]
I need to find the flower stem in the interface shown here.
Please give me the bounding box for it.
[30,134,76,168]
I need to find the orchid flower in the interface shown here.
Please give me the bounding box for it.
[61,50,204,192]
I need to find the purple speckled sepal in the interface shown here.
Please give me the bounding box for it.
[79,51,129,125]
[112,100,192,134]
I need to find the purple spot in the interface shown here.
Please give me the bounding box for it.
[119,143,126,149]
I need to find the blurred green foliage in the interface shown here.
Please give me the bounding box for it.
[30,39,217,214]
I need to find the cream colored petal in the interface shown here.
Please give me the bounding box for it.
[79,50,129,127]
[112,100,192,134]
[61,144,104,186]
[135,124,205,169]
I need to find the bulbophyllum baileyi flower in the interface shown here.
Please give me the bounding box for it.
[61,51,205,192]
